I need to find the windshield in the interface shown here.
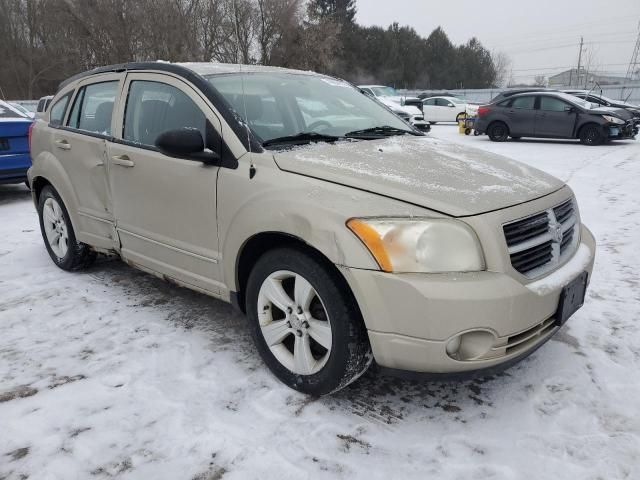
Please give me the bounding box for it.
[370,86,397,97]
[207,73,412,144]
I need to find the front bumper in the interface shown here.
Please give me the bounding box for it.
[606,120,636,140]
[339,225,596,374]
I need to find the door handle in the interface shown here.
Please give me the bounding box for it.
[55,139,71,150]
[111,154,135,167]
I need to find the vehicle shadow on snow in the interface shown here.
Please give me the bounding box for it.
[87,256,520,425]
[0,184,31,205]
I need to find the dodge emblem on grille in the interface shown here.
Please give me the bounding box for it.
[552,223,563,243]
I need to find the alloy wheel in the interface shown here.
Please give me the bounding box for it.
[257,270,332,375]
[42,197,69,259]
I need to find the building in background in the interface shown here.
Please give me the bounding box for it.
[548,68,628,88]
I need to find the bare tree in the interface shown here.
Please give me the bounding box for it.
[491,51,511,88]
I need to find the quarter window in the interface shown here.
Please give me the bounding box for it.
[123,81,206,148]
[67,81,118,135]
[49,93,72,126]
[424,98,436,106]
[435,98,451,107]
[540,97,569,112]
[511,96,535,109]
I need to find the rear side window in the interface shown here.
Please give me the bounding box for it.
[123,81,206,148]
[511,96,535,109]
[540,97,570,112]
[67,81,118,135]
[49,93,72,126]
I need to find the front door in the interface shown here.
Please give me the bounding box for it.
[535,96,577,138]
[108,73,224,295]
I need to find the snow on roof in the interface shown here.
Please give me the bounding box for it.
[176,62,319,77]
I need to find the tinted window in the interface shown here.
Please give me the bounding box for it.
[124,81,206,148]
[49,93,71,125]
[497,99,511,107]
[511,96,535,109]
[436,98,452,107]
[540,96,569,112]
[68,81,118,135]
[424,98,436,106]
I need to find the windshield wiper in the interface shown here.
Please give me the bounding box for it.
[262,132,341,148]
[345,125,420,138]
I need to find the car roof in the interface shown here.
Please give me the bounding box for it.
[59,61,326,90]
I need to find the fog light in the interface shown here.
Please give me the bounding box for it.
[446,335,461,355]
[446,330,496,360]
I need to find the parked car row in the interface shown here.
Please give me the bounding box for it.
[475,90,637,145]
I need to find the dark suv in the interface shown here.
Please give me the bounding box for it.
[475,92,635,145]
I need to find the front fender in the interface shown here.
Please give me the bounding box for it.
[217,153,434,291]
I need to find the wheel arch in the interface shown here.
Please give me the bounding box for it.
[233,231,357,315]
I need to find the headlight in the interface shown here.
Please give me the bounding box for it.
[347,218,485,273]
[602,115,624,125]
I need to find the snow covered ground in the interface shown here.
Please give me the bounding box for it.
[1,127,639,479]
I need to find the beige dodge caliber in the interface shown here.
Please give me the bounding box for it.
[29,62,596,395]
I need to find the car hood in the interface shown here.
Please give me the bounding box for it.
[272,136,564,217]
[589,106,633,119]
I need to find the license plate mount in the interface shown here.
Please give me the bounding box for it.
[555,272,588,327]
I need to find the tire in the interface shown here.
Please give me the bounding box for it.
[245,247,372,395]
[37,185,96,271]
[579,124,604,146]
[456,112,466,123]
[487,121,510,142]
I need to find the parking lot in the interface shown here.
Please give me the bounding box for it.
[1,125,639,480]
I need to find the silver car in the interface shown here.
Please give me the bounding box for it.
[28,62,596,395]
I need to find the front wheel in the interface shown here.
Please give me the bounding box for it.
[456,112,466,123]
[487,122,510,142]
[246,247,372,395]
[579,124,604,146]
[37,185,96,270]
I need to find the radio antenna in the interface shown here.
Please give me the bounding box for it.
[233,0,255,178]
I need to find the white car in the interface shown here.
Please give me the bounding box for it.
[422,96,469,123]
[376,97,428,131]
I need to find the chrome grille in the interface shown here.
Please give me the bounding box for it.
[503,198,579,277]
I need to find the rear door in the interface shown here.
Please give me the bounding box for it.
[505,95,537,136]
[108,72,224,295]
[51,73,122,248]
[535,96,577,138]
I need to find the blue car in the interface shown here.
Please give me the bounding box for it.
[0,100,33,186]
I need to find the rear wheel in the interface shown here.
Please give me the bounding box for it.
[579,124,604,146]
[456,112,466,123]
[487,122,509,142]
[246,247,371,395]
[37,185,96,271]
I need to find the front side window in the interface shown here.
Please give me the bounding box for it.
[511,96,535,109]
[123,81,206,148]
[207,73,412,144]
[49,93,71,126]
[67,81,118,135]
[540,96,569,112]
[436,98,452,107]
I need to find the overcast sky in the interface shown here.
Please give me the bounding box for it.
[356,0,640,83]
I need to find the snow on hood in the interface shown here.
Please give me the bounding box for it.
[272,136,564,217]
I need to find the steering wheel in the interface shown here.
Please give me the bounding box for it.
[307,120,332,132]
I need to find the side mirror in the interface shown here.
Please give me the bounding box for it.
[155,128,220,164]
[448,103,455,107]
[564,106,576,113]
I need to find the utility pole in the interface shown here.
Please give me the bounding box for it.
[576,36,584,88]
[626,22,640,81]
